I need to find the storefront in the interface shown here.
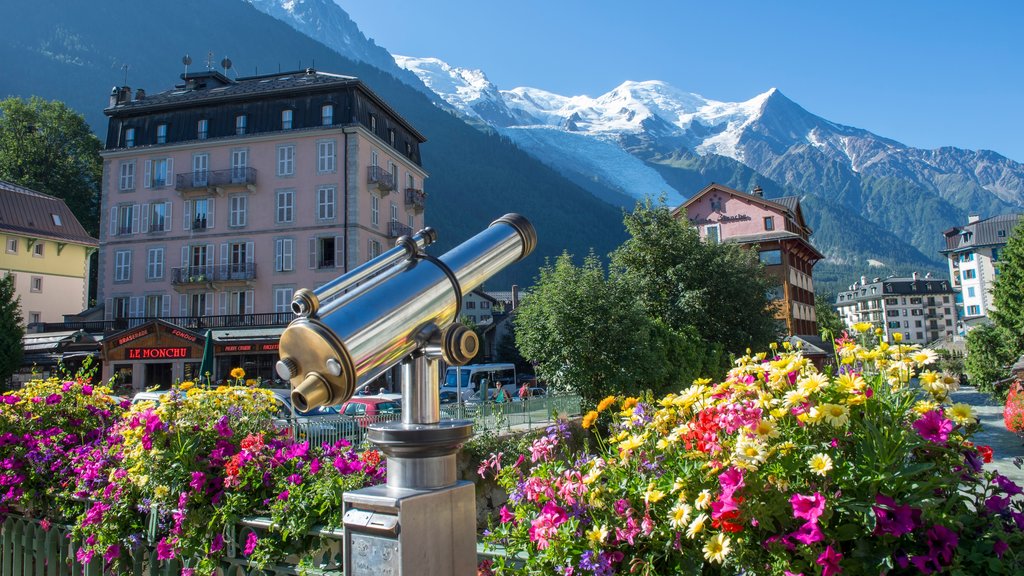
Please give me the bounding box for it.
[101,320,206,392]
[15,330,101,389]
[212,327,285,385]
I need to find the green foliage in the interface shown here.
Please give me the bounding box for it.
[935,348,966,377]
[0,275,23,384]
[0,96,101,235]
[815,293,845,341]
[991,218,1024,354]
[964,324,1015,397]
[610,200,782,354]
[514,252,711,405]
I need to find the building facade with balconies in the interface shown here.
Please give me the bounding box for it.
[940,213,1022,327]
[673,183,824,338]
[835,274,957,345]
[96,69,428,387]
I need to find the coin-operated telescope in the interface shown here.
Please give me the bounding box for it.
[276,214,536,576]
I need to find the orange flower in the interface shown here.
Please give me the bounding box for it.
[582,411,599,429]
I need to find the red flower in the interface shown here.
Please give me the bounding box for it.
[977,445,993,463]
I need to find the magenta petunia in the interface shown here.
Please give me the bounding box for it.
[912,410,953,443]
[499,505,516,524]
[790,492,826,523]
[872,493,921,537]
[156,538,176,561]
[817,544,843,576]
[244,532,259,556]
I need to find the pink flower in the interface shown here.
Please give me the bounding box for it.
[528,502,567,550]
[103,544,121,564]
[499,506,516,524]
[614,516,641,545]
[817,544,843,576]
[790,492,826,523]
[790,520,824,545]
[912,410,953,443]
[156,538,176,561]
[718,466,745,499]
[244,532,259,556]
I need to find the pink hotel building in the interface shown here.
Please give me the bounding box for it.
[96,69,427,388]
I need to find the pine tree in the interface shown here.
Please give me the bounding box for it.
[992,218,1024,354]
[0,275,24,385]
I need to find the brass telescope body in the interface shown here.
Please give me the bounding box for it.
[276,214,536,411]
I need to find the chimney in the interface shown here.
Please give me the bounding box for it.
[968,214,980,224]
[108,86,119,107]
[511,285,520,311]
[860,276,867,286]
[116,86,132,105]
[135,88,146,101]
[751,185,764,197]
[912,271,919,280]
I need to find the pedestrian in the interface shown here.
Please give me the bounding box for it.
[519,382,530,401]
[494,383,507,404]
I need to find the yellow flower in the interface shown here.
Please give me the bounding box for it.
[836,373,866,393]
[809,453,833,476]
[751,419,779,439]
[946,403,975,425]
[686,513,709,539]
[644,483,666,504]
[703,533,731,564]
[852,322,873,333]
[179,381,195,391]
[618,432,648,452]
[694,489,712,510]
[669,502,693,529]
[913,400,938,414]
[892,332,903,343]
[230,367,246,380]
[596,395,617,413]
[586,525,608,545]
[671,478,687,494]
[582,411,599,429]
[821,403,850,428]
[912,349,939,366]
[154,485,169,499]
[798,373,829,395]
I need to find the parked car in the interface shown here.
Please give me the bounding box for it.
[130,390,170,406]
[340,397,402,428]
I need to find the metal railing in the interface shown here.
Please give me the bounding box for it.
[367,166,395,192]
[175,168,258,191]
[36,313,295,334]
[404,188,426,211]
[387,221,413,239]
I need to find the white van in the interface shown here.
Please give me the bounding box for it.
[442,363,517,402]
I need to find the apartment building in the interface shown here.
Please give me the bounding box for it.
[674,183,824,337]
[96,68,427,388]
[835,274,957,345]
[940,213,1023,325]
[0,180,97,326]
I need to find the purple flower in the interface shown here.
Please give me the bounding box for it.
[243,532,259,556]
[156,538,175,561]
[82,384,93,396]
[498,506,515,524]
[994,474,1023,496]
[82,502,109,526]
[985,494,1011,514]
[189,471,206,492]
[790,520,824,545]
[214,416,232,438]
[210,533,225,554]
[277,490,289,500]
[76,546,95,565]
[872,493,920,537]
[45,394,62,405]
[912,410,953,443]
[995,539,1009,558]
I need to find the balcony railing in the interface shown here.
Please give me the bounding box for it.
[171,263,257,285]
[175,168,258,191]
[387,221,413,238]
[171,266,214,285]
[405,187,426,211]
[367,166,395,193]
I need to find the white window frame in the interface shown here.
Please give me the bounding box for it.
[148,202,172,233]
[149,157,171,188]
[371,195,379,226]
[124,128,135,147]
[368,239,381,261]
[192,153,209,186]
[32,242,44,257]
[119,161,136,191]
[317,140,336,173]
[156,123,168,144]
[321,104,334,126]
[197,119,208,140]
[274,287,294,313]
[30,276,42,293]
[146,248,164,280]
[704,224,721,244]
[277,145,295,177]
[276,189,294,224]
[235,114,247,135]
[281,109,293,130]
[275,238,294,272]
[229,194,248,228]
[114,250,132,282]
[5,238,16,254]
[192,198,211,229]
[390,201,398,224]
[317,186,336,221]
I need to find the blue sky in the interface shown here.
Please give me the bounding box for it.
[337,1,1024,163]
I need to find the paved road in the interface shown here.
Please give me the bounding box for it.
[950,386,1024,487]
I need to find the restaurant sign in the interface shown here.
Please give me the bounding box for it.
[127,347,191,360]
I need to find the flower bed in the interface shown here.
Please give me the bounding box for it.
[0,368,383,574]
[481,335,1024,575]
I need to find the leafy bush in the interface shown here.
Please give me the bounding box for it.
[481,330,1024,575]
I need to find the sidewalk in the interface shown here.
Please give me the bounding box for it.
[950,386,1024,486]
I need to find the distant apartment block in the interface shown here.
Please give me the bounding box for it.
[0,180,97,326]
[674,183,823,337]
[96,68,427,387]
[940,213,1023,325]
[835,273,957,345]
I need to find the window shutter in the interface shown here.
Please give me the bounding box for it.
[130,296,142,318]
[165,202,173,230]
[144,160,152,188]
[275,240,282,272]
[205,244,214,276]
[183,200,192,230]
[205,292,215,316]
[104,298,113,321]
[181,246,188,268]
[109,207,118,237]
[179,294,187,316]
[308,237,317,269]
[220,243,229,267]
[245,290,254,314]
[207,199,215,229]
[166,158,173,187]
[131,204,140,234]
[141,203,150,233]
[219,292,228,315]
[161,294,170,317]
[335,236,344,268]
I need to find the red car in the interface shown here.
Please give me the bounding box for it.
[340,397,402,427]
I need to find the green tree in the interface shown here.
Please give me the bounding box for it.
[991,218,1024,354]
[514,252,715,405]
[0,275,24,385]
[964,323,1015,397]
[0,97,102,236]
[610,200,781,354]
[815,293,845,341]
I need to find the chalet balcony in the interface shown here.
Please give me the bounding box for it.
[175,168,258,196]
[367,166,395,194]
[405,187,426,212]
[387,221,413,239]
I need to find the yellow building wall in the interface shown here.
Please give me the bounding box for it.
[0,233,92,324]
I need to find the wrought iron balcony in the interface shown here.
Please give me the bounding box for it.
[175,168,258,192]
[367,166,395,193]
[387,221,413,239]
[171,266,214,285]
[405,188,426,212]
[213,262,257,282]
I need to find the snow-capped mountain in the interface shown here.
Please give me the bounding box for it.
[395,55,1024,265]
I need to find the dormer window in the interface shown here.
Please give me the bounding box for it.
[388,129,395,146]
[282,109,293,130]
[369,114,377,132]
[321,104,334,126]
[998,229,1007,238]
[156,123,168,144]
[235,114,247,135]
[124,128,135,147]
[197,119,208,140]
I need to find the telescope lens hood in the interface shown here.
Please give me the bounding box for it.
[490,213,536,261]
